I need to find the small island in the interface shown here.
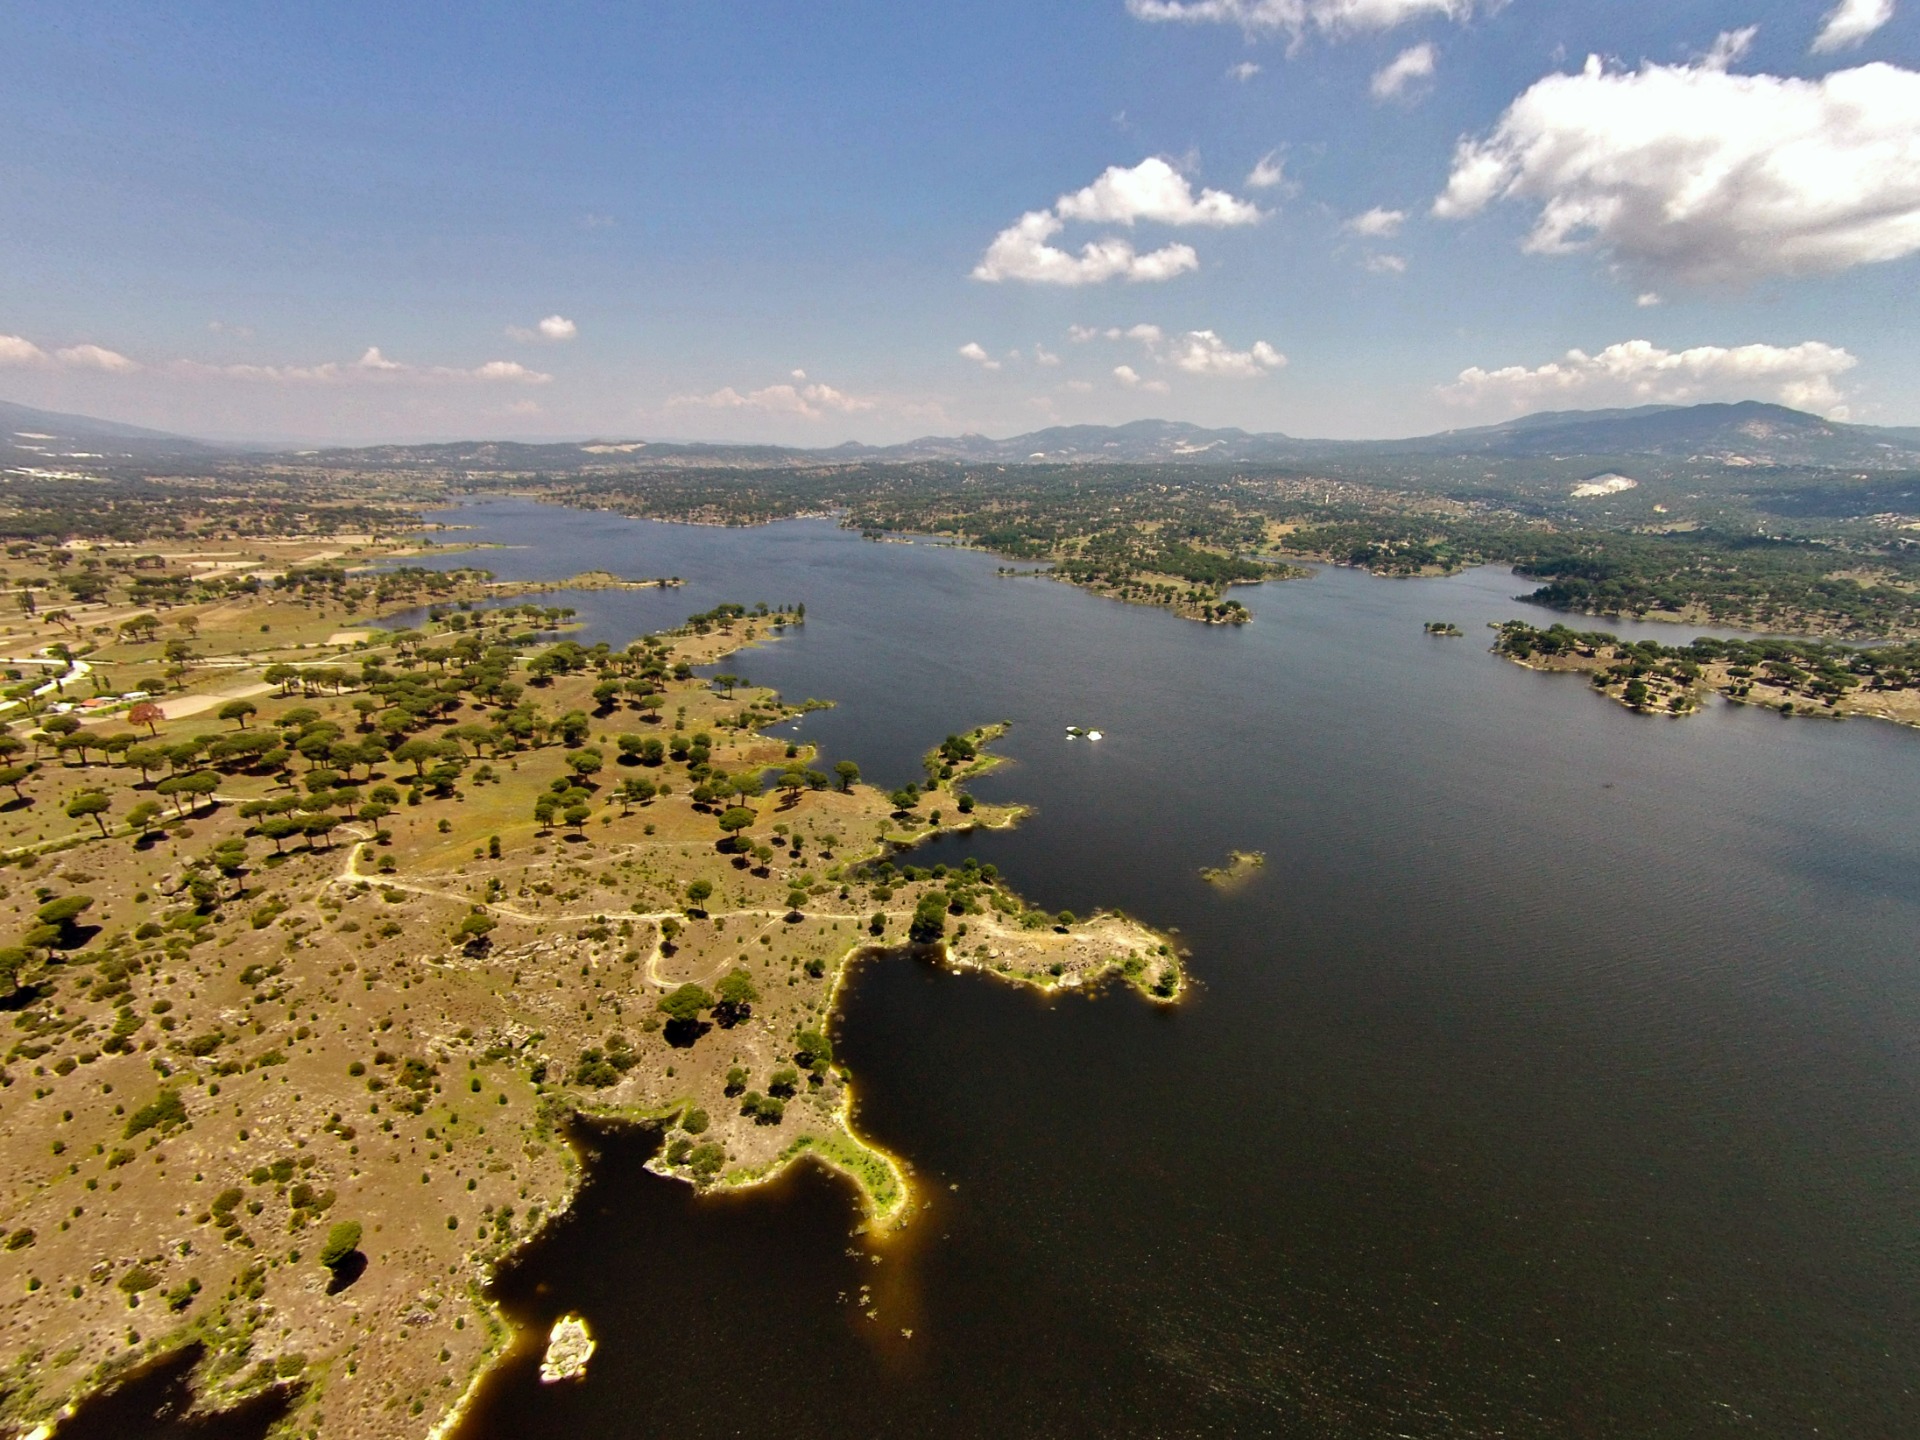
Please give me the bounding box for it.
[1200,849,1266,889]
[538,1315,595,1384]
[1492,620,1920,727]
[1424,621,1462,636]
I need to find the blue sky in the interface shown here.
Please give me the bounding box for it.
[2,1,1917,443]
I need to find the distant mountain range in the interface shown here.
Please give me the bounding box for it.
[8,397,1920,474]
[0,398,229,465]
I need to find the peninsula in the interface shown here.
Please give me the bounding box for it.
[0,533,1176,1439]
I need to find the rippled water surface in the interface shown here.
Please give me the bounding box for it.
[381,502,1918,1437]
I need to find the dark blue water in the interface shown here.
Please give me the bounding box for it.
[384,500,1920,1439]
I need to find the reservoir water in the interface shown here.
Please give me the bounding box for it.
[380,502,1920,1435]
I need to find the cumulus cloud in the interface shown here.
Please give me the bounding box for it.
[973,210,1201,285]
[56,344,138,372]
[1127,0,1478,40]
[0,335,51,366]
[1055,157,1262,227]
[1166,330,1287,376]
[0,336,138,372]
[1371,42,1436,100]
[1363,252,1409,273]
[509,314,578,342]
[958,342,1002,371]
[1433,54,1920,285]
[1033,344,1062,366]
[1229,60,1263,80]
[1346,206,1406,236]
[1113,364,1170,393]
[1812,0,1895,53]
[669,375,875,420]
[973,158,1259,286]
[1439,338,1859,416]
[472,360,547,381]
[1083,323,1286,378]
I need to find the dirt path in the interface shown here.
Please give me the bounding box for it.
[330,839,905,987]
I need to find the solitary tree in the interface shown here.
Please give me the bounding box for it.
[717,806,755,846]
[834,759,860,793]
[454,910,497,952]
[714,967,758,1025]
[658,983,714,1025]
[127,701,164,737]
[126,800,163,840]
[65,790,111,837]
[217,699,257,729]
[318,1220,363,1269]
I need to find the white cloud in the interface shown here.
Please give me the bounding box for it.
[669,378,876,420]
[1636,291,1663,307]
[1033,344,1062,367]
[1346,206,1406,236]
[1439,338,1859,416]
[1055,157,1262,227]
[0,335,51,366]
[958,342,1002,371]
[174,346,548,384]
[1371,42,1436,100]
[1086,323,1286,378]
[0,336,138,372]
[973,210,1201,285]
[1127,0,1479,40]
[507,314,578,342]
[1363,252,1409,273]
[1434,55,1920,285]
[1229,60,1263,80]
[1700,26,1757,71]
[1245,150,1291,190]
[974,158,1259,286]
[1166,330,1287,376]
[472,360,547,382]
[54,344,138,372]
[1812,0,1895,53]
[1113,364,1170,393]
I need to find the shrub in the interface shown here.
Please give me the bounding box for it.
[123,1088,186,1139]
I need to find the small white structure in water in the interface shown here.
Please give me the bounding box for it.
[1065,726,1104,740]
[540,1313,596,1383]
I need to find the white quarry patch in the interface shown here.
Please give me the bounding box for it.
[1571,474,1639,499]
